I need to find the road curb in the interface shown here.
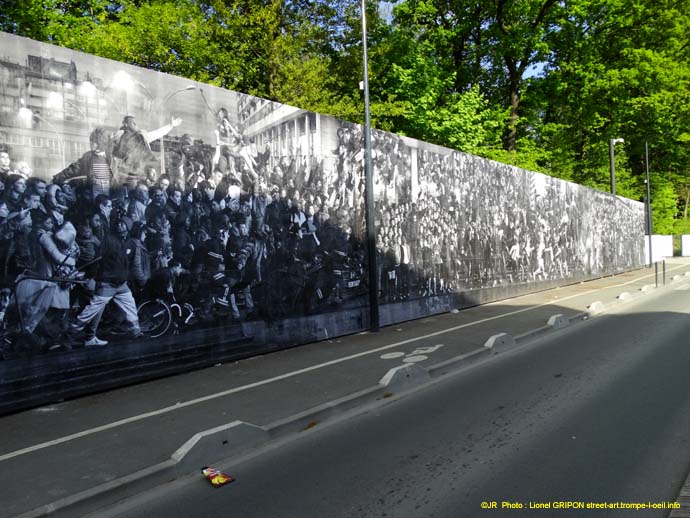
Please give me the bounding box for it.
[484,333,516,353]
[171,421,269,475]
[379,363,430,389]
[547,314,570,329]
[426,347,490,377]
[14,458,176,518]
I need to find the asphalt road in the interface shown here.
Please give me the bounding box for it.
[97,285,690,518]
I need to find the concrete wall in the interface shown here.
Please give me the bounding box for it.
[645,235,674,263]
[0,32,646,413]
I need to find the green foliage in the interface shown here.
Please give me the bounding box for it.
[2,0,690,233]
[650,174,678,235]
[672,219,690,237]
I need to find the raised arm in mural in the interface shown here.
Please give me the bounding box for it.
[211,107,258,186]
[112,115,182,186]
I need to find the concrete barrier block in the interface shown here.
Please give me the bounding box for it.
[617,291,633,301]
[172,420,269,474]
[568,311,589,323]
[640,284,655,292]
[587,301,606,314]
[547,314,569,330]
[672,275,681,282]
[685,271,690,277]
[379,363,430,390]
[483,333,516,353]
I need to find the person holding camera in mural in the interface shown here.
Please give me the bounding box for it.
[66,211,142,347]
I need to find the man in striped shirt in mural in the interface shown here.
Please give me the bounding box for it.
[53,128,115,198]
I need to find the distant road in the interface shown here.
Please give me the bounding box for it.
[97,286,690,518]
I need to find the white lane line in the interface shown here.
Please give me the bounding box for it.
[1,266,687,463]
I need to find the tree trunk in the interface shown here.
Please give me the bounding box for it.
[503,65,521,152]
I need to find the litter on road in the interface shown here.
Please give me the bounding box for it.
[201,467,235,488]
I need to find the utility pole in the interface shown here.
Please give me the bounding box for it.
[645,142,653,266]
[609,138,624,195]
[361,0,379,331]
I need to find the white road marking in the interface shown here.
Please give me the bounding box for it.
[381,352,406,359]
[402,355,428,363]
[410,344,445,355]
[2,265,688,463]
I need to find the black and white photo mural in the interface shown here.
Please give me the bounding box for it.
[0,32,645,411]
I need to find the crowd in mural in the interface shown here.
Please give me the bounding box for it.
[0,102,645,355]
[0,110,375,353]
[360,132,645,303]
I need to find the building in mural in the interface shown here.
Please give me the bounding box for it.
[0,32,645,412]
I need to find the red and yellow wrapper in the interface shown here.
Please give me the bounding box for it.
[201,466,235,487]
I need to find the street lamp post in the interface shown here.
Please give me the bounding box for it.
[361,0,379,332]
[609,138,624,195]
[645,142,653,267]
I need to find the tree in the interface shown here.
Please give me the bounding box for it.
[387,0,562,151]
[535,0,690,230]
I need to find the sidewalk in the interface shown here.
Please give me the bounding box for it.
[2,260,689,518]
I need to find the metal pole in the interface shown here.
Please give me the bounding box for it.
[655,262,658,287]
[160,137,166,179]
[609,138,616,195]
[645,142,653,267]
[361,0,379,331]
[663,259,666,285]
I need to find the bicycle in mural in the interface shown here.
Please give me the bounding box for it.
[136,250,367,338]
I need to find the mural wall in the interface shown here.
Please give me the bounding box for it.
[0,32,645,410]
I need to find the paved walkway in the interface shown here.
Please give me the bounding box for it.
[2,260,689,518]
